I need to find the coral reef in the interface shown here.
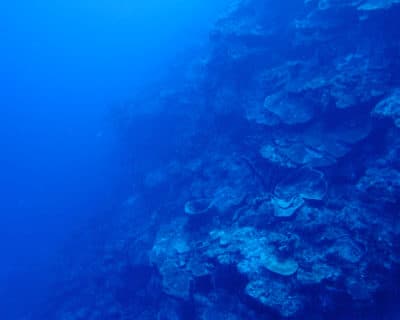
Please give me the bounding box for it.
[40,0,400,319]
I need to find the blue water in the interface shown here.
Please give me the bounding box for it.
[0,1,227,318]
[1,0,400,319]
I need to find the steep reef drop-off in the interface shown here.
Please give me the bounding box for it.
[46,1,400,319]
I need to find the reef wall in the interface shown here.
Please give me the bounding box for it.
[43,0,400,319]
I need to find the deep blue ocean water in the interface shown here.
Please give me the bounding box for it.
[1,1,399,319]
[0,1,227,318]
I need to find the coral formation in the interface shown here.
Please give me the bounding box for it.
[41,0,400,319]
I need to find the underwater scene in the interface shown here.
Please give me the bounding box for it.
[1,0,400,319]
